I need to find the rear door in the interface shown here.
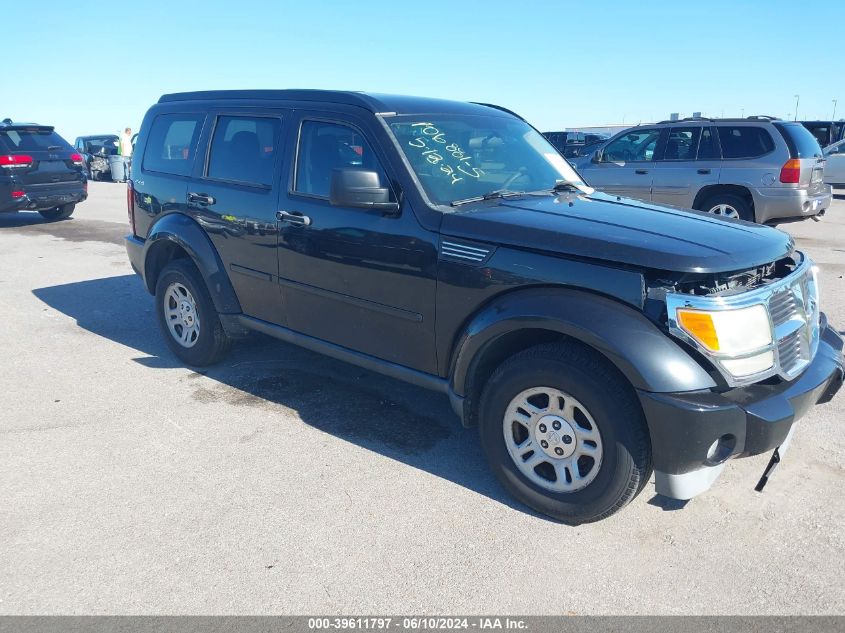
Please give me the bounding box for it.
[582,128,664,201]
[184,108,288,325]
[651,125,720,208]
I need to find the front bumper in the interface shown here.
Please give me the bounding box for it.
[638,316,844,499]
[753,185,832,224]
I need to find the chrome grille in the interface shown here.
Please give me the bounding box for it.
[767,267,819,379]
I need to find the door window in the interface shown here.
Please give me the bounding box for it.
[143,114,204,176]
[602,129,661,162]
[697,127,719,160]
[716,126,775,159]
[663,127,701,161]
[206,115,281,186]
[294,120,388,198]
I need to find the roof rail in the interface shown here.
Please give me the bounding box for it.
[746,115,780,120]
[656,116,714,124]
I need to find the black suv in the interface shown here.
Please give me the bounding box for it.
[543,130,608,158]
[0,119,87,219]
[125,91,844,524]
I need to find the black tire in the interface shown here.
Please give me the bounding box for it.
[38,203,75,221]
[154,259,232,366]
[90,170,99,182]
[699,193,754,222]
[478,341,652,524]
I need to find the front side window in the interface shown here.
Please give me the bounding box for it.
[717,126,775,159]
[388,115,586,206]
[602,129,661,162]
[143,113,204,176]
[294,120,388,198]
[663,127,701,161]
[207,115,280,186]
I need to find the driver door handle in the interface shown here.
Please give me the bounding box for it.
[697,168,711,175]
[276,210,312,226]
[635,169,649,175]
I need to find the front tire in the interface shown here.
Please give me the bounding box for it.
[155,259,232,366]
[38,203,75,221]
[478,341,652,524]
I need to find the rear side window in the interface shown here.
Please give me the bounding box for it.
[774,122,823,158]
[716,126,775,159]
[663,127,701,161]
[697,127,719,160]
[294,120,388,198]
[207,115,281,186]
[0,128,71,152]
[143,113,204,176]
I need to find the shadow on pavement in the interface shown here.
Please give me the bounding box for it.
[33,275,540,518]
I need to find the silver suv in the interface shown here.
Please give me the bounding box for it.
[573,117,832,224]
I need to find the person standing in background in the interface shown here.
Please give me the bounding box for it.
[113,127,133,182]
[119,127,133,157]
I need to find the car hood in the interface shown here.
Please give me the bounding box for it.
[441,191,794,273]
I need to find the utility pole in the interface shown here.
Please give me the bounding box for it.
[741,107,745,118]
[794,94,800,121]
[833,99,838,120]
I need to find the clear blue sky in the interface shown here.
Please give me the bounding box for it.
[5,0,843,140]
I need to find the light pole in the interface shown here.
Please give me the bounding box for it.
[834,99,838,120]
[740,107,745,118]
[794,94,800,121]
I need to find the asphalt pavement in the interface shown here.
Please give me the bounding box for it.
[1,182,843,614]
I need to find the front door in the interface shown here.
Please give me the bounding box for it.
[584,128,664,201]
[275,113,439,374]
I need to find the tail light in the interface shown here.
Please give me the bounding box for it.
[127,179,136,236]
[779,159,801,184]
[11,190,25,199]
[0,154,33,169]
[70,152,84,166]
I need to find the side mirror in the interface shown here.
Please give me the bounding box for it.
[330,168,399,213]
[828,146,840,155]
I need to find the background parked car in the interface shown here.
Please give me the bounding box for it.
[1,119,87,219]
[73,134,119,181]
[823,138,845,186]
[543,131,609,158]
[799,120,845,148]
[574,116,831,224]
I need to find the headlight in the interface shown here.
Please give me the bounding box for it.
[676,304,774,377]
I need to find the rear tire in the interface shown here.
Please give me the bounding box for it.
[699,193,754,222]
[38,203,75,221]
[478,341,652,524]
[155,259,233,366]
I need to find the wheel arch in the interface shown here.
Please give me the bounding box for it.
[449,287,716,426]
[142,213,241,315]
[692,184,755,218]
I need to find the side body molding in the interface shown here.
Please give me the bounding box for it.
[450,288,717,397]
[142,213,242,314]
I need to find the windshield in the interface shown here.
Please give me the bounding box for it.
[386,114,588,206]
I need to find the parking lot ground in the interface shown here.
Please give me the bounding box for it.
[1,182,844,615]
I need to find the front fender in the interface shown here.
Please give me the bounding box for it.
[143,213,241,314]
[450,287,716,396]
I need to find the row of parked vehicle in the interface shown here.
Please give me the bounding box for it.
[2,94,843,525]
[544,117,839,224]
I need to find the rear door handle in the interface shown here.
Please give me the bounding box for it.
[188,192,216,205]
[276,210,312,226]
[697,168,712,175]
[635,169,649,175]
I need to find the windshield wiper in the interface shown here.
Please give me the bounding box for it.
[551,181,580,192]
[451,189,524,207]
